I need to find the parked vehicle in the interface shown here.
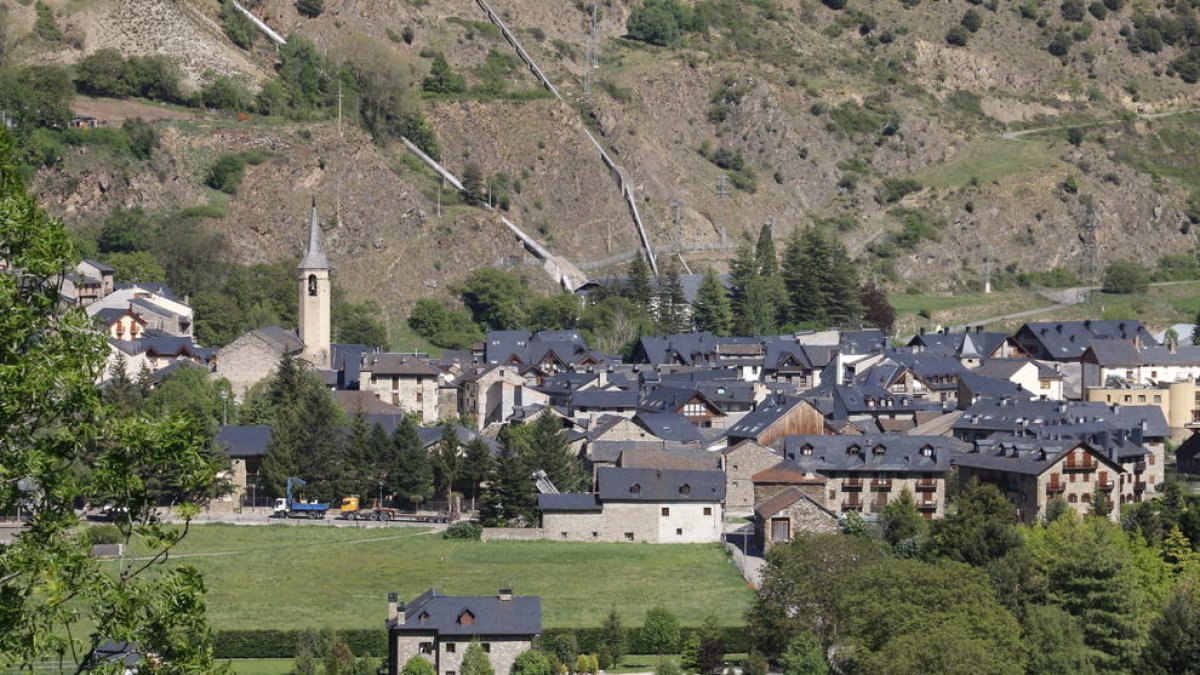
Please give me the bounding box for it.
[336,496,451,523]
[270,477,328,519]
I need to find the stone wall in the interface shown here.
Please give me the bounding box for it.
[215,333,284,398]
[540,500,723,544]
[394,634,532,675]
[723,442,782,511]
[480,528,546,542]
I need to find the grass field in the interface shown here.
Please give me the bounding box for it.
[993,282,1200,333]
[889,289,1052,335]
[914,138,1062,189]
[108,524,752,632]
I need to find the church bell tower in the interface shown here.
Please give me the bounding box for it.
[298,197,332,370]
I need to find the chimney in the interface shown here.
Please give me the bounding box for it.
[388,593,404,625]
[498,588,514,602]
[920,327,926,336]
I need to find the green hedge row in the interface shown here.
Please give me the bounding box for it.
[213,626,751,660]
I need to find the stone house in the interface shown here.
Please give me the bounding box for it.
[359,353,441,423]
[85,283,194,338]
[457,364,546,430]
[213,326,304,398]
[387,589,541,675]
[94,308,147,342]
[214,425,272,508]
[753,486,839,552]
[719,441,783,511]
[750,460,827,507]
[724,396,827,449]
[538,467,725,543]
[781,435,966,519]
[955,440,1126,523]
[973,359,1065,401]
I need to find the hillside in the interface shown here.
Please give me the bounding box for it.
[17,0,1200,318]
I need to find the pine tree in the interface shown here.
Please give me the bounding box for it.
[462,437,495,509]
[655,263,691,334]
[881,488,927,548]
[728,237,762,335]
[624,253,654,316]
[434,424,463,500]
[599,606,626,668]
[1142,582,1200,675]
[104,352,143,415]
[422,53,465,94]
[528,411,585,492]
[822,237,862,327]
[691,268,733,336]
[392,414,434,507]
[756,223,778,276]
[479,433,535,526]
[461,163,485,205]
[783,229,825,326]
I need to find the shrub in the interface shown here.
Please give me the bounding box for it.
[206,154,247,194]
[82,524,123,546]
[443,521,483,540]
[75,49,132,98]
[220,0,255,49]
[961,9,983,32]
[122,118,158,160]
[296,0,325,18]
[1102,260,1149,294]
[422,53,466,94]
[200,76,252,112]
[1102,0,1124,10]
[1067,127,1084,147]
[1061,0,1086,21]
[126,55,185,103]
[821,0,847,9]
[1048,32,1072,56]
[33,1,64,43]
[1088,1,1107,19]
[877,178,921,204]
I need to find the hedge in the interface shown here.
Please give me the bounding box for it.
[213,626,751,659]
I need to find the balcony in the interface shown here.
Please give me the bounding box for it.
[1133,461,1147,473]
[1064,459,1098,471]
[1097,479,1115,491]
[842,478,863,491]
[915,479,937,492]
[871,479,893,491]
[870,497,889,511]
[1134,481,1147,493]
[917,500,938,511]
[1046,482,1066,494]
[842,497,863,511]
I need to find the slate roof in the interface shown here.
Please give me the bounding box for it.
[589,440,680,463]
[81,258,116,273]
[538,493,602,512]
[972,359,1036,380]
[416,424,499,453]
[129,296,188,321]
[954,400,1170,439]
[333,390,407,416]
[726,396,808,440]
[596,467,726,502]
[397,588,541,637]
[781,434,967,474]
[751,460,826,484]
[363,353,440,377]
[908,328,1009,359]
[332,343,372,390]
[958,372,1034,401]
[1085,342,1200,367]
[215,425,272,458]
[1015,320,1157,360]
[114,282,181,302]
[299,200,331,270]
[619,447,721,471]
[955,439,1123,476]
[252,325,305,352]
[754,486,837,521]
[633,412,706,443]
[571,389,640,410]
[93,307,139,325]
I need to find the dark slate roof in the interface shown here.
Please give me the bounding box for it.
[252,325,305,352]
[958,372,1034,401]
[538,493,602,512]
[397,589,541,637]
[571,389,640,410]
[782,434,967,474]
[1176,431,1200,464]
[363,353,440,377]
[827,384,947,418]
[908,328,1009,358]
[955,439,1123,476]
[633,412,706,443]
[332,343,372,389]
[726,395,807,440]
[954,400,1170,439]
[589,440,688,463]
[115,282,181,302]
[1015,320,1157,360]
[83,640,140,669]
[631,332,720,366]
[696,381,756,411]
[129,296,188,321]
[639,387,719,414]
[416,424,499,452]
[215,425,272,458]
[619,447,721,471]
[81,258,116,273]
[93,307,136,325]
[1085,342,1200,367]
[972,359,1037,380]
[596,467,726,502]
[763,340,834,371]
[839,329,888,354]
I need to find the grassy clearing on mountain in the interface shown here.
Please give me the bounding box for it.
[915,138,1061,189]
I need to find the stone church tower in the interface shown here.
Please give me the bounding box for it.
[298,198,332,370]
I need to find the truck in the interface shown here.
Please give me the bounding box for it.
[336,496,452,523]
[270,477,329,520]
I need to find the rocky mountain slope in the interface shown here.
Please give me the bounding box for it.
[20,0,1200,313]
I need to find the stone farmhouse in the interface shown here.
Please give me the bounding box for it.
[538,467,725,543]
[386,589,540,675]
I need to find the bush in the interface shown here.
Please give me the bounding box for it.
[75,49,132,98]
[206,154,247,194]
[627,0,705,46]
[1102,260,1149,294]
[1088,1,1107,19]
[33,1,64,43]
[200,76,252,112]
[82,524,123,546]
[961,9,983,32]
[821,0,847,9]
[1061,0,1086,21]
[122,118,158,160]
[296,0,325,18]
[220,0,255,49]
[443,521,483,540]
[877,178,921,204]
[1048,32,1072,56]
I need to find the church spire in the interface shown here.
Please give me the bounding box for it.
[299,196,330,270]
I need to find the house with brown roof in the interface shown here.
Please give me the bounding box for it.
[750,460,826,506]
[360,352,442,422]
[753,487,838,552]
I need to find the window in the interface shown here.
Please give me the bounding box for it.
[661,507,670,517]
[1150,455,1156,465]
[307,274,318,296]
[1138,395,1146,403]
[801,445,814,456]
[921,445,934,457]
[482,644,491,653]
[1154,395,1162,403]
[679,484,691,496]
[1083,472,1090,482]
[1068,494,1077,503]
[1081,493,1091,503]
[1041,379,1051,390]
[1152,370,1158,379]
[625,532,634,541]
[675,528,683,536]
[703,507,713,516]
[561,532,568,539]
[420,643,434,654]
[1124,395,1132,403]
[446,644,457,653]
[630,484,641,494]
[592,532,598,538]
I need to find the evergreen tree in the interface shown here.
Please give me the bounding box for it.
[260,364,346,501]
[642,607,681,656]
[422,53,465,94]
[1142,582,1200,675]
[599,606,626,668]
[1022,604,1094,675]
[462,437,495,508]
[779,632,826,675]
[930,480,1021,566]
[691,268,733,336]
[756,223,778,276]
[461,642,495,675]
[104,352,143,415]
[881,488,926,548]
[1089,484,1113,518]
[479,428,536,526]
[434,424,463,500]
[461,163,485,206]
[624,253,654,314]
[392,414,434,507]
[655,263,691,334]
[783,229,825,326]
[527,411,586,492]
[819,232,862,326]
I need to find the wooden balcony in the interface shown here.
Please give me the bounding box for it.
[1134,481,1147,493]
[842,478,863,491]
[1133,461,1147,473]
[871,479,893,491]
[1064,459,1097,471]
[917,500,938,511]
[1046,482,1066,494]
[915,479,937,492]
[1097,479,1115,491]
[842,497,863,511]
[870,497,888,511]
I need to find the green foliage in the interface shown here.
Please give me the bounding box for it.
[75,48,132,97]
[443,521,484,541]
[73,50,185,104]
[931,481,1020,566]
[1022,604,1094,675]
[459,267,529,330]
[343,35,439,158]
[32,1,63,43]
[527,293,582,332]
[122,117,158,160]
[206,153,247,194]
[1102,260,1150,294]
[962,9,983,32]
[402,656,436,675]
[1048,32,1073,57]
[408,299,484,349]
[881,488,927,550]
[945,25,970,47]
[1142,581,1200,674]
[692,268,733,335]
[891,209,943,250]
[783,227,862,327]
[220,0,255,49]
[0,64,74,131]
[643,607,682,655]
[512,651,553,675]
[462,642,494,675]
[655,263,691,334]
[600,607,626,668]
[479,427,537,526]
[0,128,223,670]
[627,0,707,46]
[779,633,825,675]
[877,177,922,204]
[201,75,253,112]
[296,0,326,18]
[423,53,466,94]
[332,292,388,348]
